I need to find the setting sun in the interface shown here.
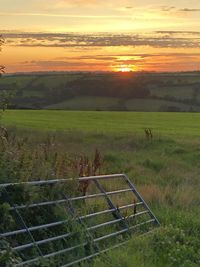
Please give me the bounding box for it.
[120,66,132,72]
[0,0,200,73]
[115,64,136,72]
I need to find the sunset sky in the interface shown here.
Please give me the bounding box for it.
[0,0,200,73]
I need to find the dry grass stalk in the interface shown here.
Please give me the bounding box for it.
[78,149,103,196]
[0,126,8,149]
[144,128,153,140]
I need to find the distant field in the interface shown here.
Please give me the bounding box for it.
[32,74,82,87]
[150,86,194,100]
[45,97,200,112]
[23,90,45,97]
[46,96,120,110]
[0,75,37,87]
[125,98,199,111]
[0,74,81,88]
[1,72,200,111]
[3,110,200,137]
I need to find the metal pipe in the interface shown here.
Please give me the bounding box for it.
[61,227,159,267]
[11,203,144,251]
[16,242,88,267]
[13,232,73,251]
[1,201,143,238]
[70,188,132,201]
[60,241,129,267]
[0,219,69,237]
[80,202,143,220]
[123,174,160,226]
[15,219,154,267]
[10,188,132,210]
[94,219,155,242]
[88,210,149,231]
[12,209,148,252]
[0,174,124,188]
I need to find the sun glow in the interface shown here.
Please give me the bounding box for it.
[115,64,136,72]
[120,66,132,72]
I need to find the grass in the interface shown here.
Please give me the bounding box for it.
[0,74,81,89]
[125,98,198,112]
[3,110,200,138]
[22,90,45,97]
[1,72,200,111]
[32,74,82,87]
[46,97,199,112]
[46,96,120,110]
[0,75,36,87]
[150,86,194,100]
[0,110,200,266]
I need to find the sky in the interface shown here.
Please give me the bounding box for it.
[0,0,200,73]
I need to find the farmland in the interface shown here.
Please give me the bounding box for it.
[1,72,200,111]
[3,110,200,137]
[1,110,200,266]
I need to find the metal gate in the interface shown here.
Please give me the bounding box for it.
[0,174,160,266]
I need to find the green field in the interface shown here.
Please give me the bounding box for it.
[3,110,200,138]
[46,97,199,112]
[150,86,194,100]
[125,98,199,112]
[0,110,200,266]
[0,75,37,87]
[46,96,120,110]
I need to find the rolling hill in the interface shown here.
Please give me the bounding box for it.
[1,71,200,112]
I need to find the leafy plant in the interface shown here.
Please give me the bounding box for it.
[0,239,21,267]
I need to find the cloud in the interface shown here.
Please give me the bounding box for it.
[3,31,200,49]
[52,0,131,8]
[22,52,200,66]
[155,31,200,35]
[160,6,176,12]
[160,6,200,13]
[179,8,200,12]
[21,60,108,68]
[14,51,200,73]
[0,12,128,19]
[56,0,98,5]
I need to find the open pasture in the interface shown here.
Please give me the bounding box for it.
[3,110,200,138]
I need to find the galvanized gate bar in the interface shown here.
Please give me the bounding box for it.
[62,192,101,254]
[1,202,144,238]
[93,179,129,230]
[9,188,133,210]
[15,219,155,267]
[60,240,129,267]
[0,174,125,188]
[13,210,148,252]
[123,174,160,225]
[1,187,44,258]
[12,203,144,251]
[0,173,160,267]
[13,232,73,251]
